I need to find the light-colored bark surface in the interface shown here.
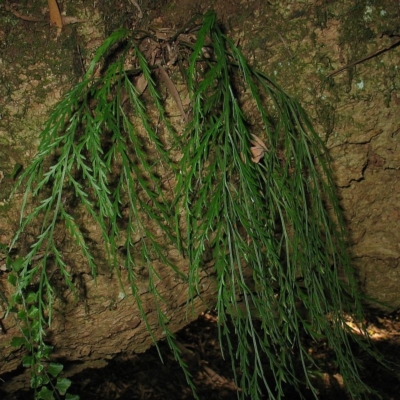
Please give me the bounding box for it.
[0,258,217,392]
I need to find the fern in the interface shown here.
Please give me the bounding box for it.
[7,11,379,400]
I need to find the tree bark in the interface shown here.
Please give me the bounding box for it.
[0,259,217,393]
[1,0,400,394]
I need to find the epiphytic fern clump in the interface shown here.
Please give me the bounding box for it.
[7,10,378,400]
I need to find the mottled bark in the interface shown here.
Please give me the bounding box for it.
[1,0,400,394]
[0,259,217,392]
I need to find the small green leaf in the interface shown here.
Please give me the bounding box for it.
[11,256,24,272]
[17,310,27,321]
[31,376,39,389]
[40,373,50,385]
[12,293,23,304]
[41,344,54,359]
[26,291,38,304]
[55,377,71,395]
[22,355,34,367]
[36,363,44,373]
[48,362,63,378]
[30,320,41,339]
[28,305,39,318]
[8,273,17,287]
[10,336,28,347]
[66,394,80,400]
[36,386,55,400]
[21,326,31,338]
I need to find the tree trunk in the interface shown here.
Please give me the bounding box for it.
[1,0,400,395]
[0,260,217,392]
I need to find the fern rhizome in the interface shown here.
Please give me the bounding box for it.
[7,11,379,400]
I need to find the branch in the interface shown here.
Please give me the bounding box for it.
[327,38,400,77]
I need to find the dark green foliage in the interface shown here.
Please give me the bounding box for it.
[8,11,378,400]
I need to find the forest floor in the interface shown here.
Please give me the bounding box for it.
[3,308,400,399]
[64,309,400,399]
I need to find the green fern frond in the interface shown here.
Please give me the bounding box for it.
[8,11,379,400]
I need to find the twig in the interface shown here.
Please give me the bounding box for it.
[157,64,188,122]
[327,38,400,77]
[277,32,294,58]
[5,0,87,32]
[128,0,143,19]
[5,1,45,22]
[48,0,62,28]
